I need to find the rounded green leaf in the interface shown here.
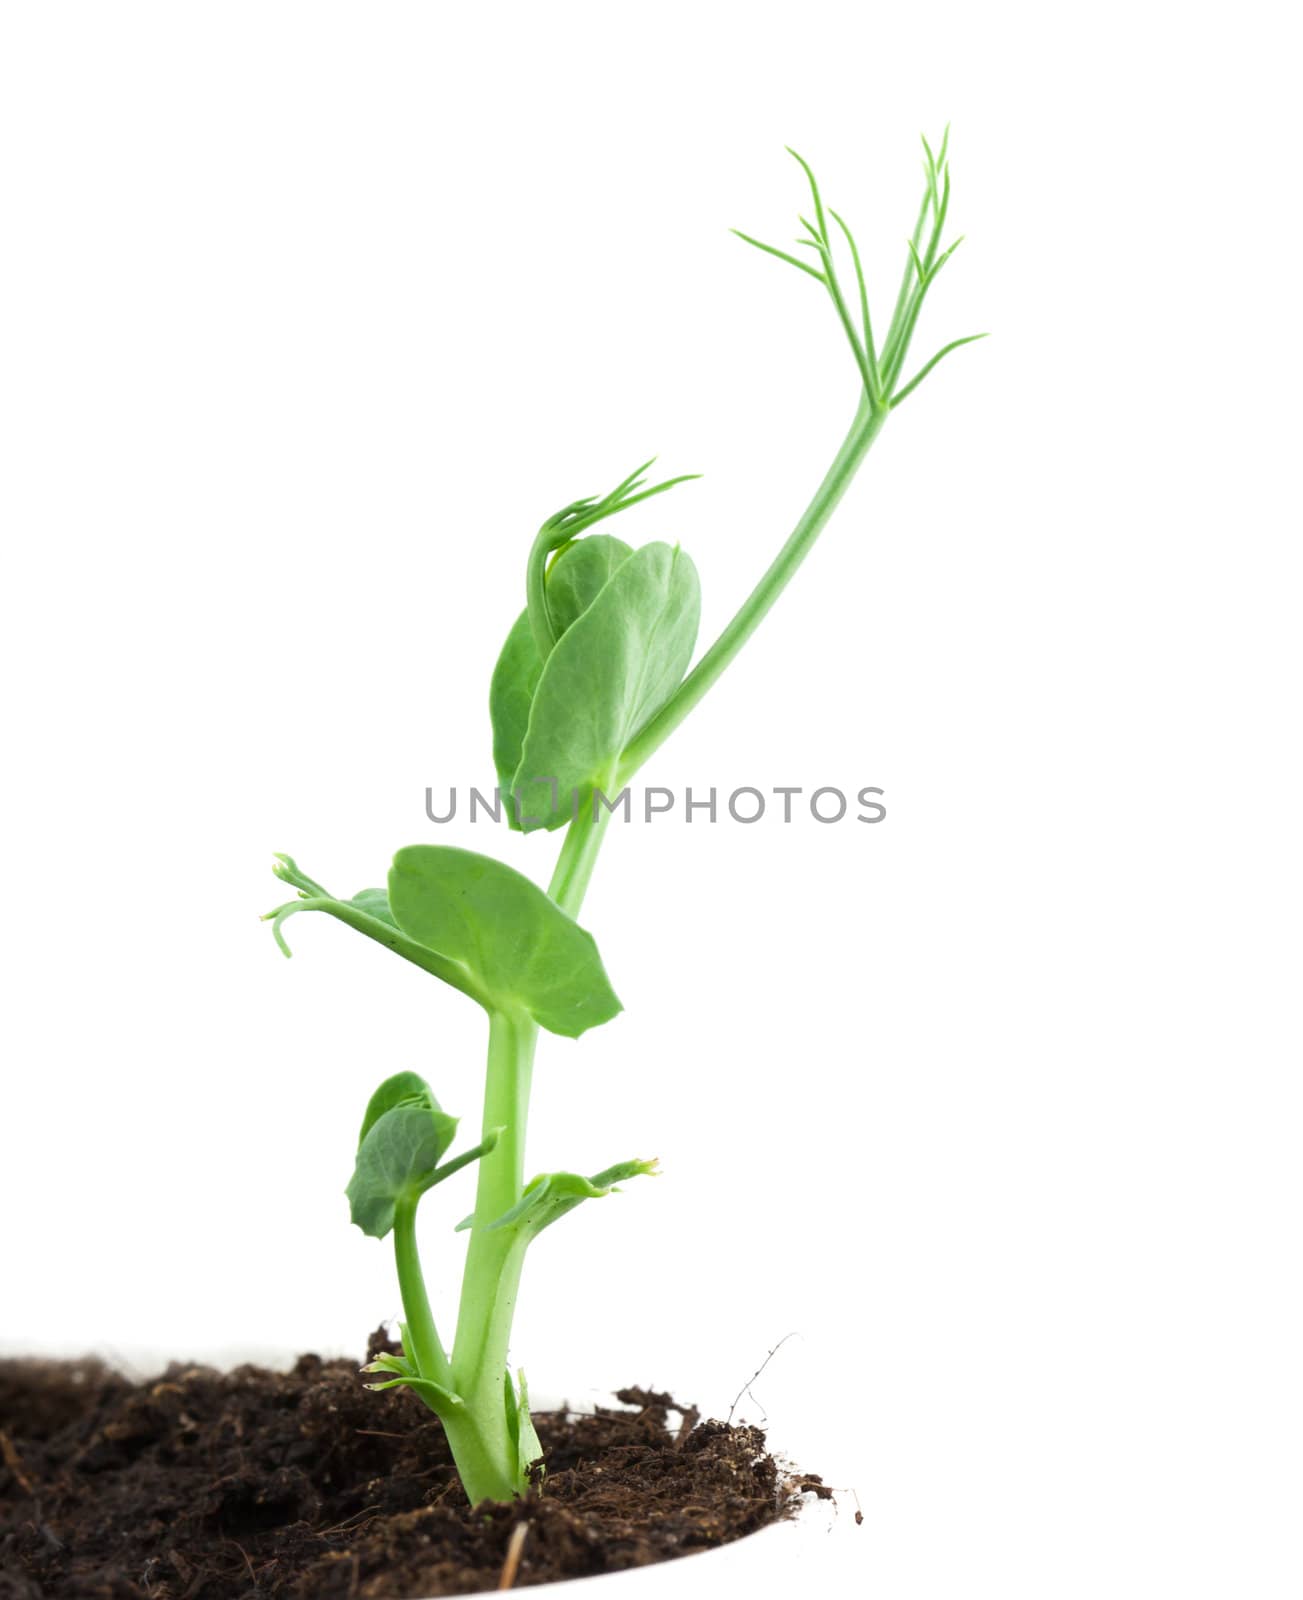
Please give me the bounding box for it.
[388,845,621,1038]
[512,541,701,831]
[347,1101,460,1239]
[357,1070,442,1147]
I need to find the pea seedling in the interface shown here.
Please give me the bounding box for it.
[265,137,981,1504]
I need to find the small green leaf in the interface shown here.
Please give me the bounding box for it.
[388,846,622,1038]
[460,1158,658,1238]
[364,1372,464,1412]
[363,1351,415,1380]
[514,1369,544,1480]
[347,1098,460,1239]
[512,542,700,831]
[504,1369,519,1449]
[357,1071,441,1147]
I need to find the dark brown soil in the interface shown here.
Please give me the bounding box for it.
[0,1331,821,1598]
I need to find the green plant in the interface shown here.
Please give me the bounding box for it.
[264,135,982,1505]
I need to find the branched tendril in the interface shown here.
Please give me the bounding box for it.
[731,129,987,411]
[540,459,701,547]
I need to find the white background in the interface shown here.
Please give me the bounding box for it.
[1,4,1298,1596]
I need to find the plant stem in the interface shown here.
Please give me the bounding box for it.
[549,795,612,916]
[437,1407,521,1505]
[393,1198,452,1390]
[448,807,612,1383]
[453,1011,537,1379]
[617,392,889,781]
[444,1008,539,1498]
[444,388,891,1502]
[441,804,615,1498]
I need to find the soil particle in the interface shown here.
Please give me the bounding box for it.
[0,1332,806,1597]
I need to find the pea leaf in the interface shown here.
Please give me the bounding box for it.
[456,1158,658,1237]
[347,1072,500,1240]
[507,1369,544,1480]
[347,1097,459,1239]
[490,535,634,823]
[266,848,620,1036]
[363,1371,464,1412]
[357,1070,444,1146]
[388,846,621,1038]
[363,1350,415,1381]
[511,542,700,831]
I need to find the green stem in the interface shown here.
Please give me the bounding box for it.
[617,392,888,781]
[442,807,614,1498]
[447,1006,539,1491]
[448,808,611,1385]
[549,794,612,915]
[437,1408,520,1506]
[453,1010,537,1387]
[444,383,891,1503]
[393,1198,452,1390]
